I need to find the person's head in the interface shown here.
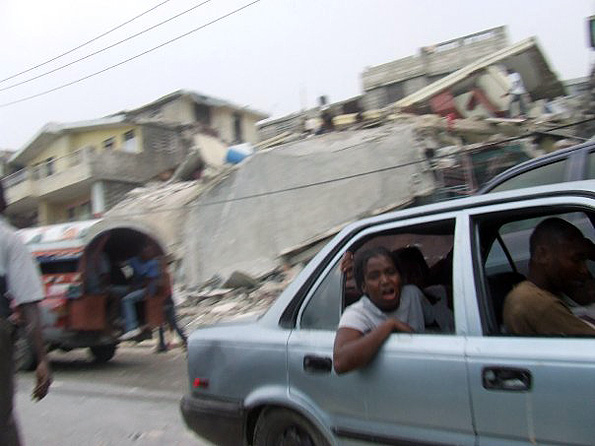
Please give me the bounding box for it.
[529,218,590,293]
[140,243,155,261]
[393,246,429,288]
[354,246,403,312]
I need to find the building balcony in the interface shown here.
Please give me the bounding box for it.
[4,147,96,214]
[4,139,188,215]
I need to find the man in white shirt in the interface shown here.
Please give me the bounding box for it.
[505,68,528,118]
[0,182,51,446]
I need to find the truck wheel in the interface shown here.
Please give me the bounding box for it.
[15,328,38,371]
[254,408,329,446]
[90,344,117,363]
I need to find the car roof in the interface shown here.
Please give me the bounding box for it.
[341,179,595,237]
[478,139,594,193]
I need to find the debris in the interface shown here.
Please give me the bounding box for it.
[222,271,259,289]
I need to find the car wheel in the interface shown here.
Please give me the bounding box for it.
[90,344,117,363]
[254,408,330,446]
[14,328,38,371]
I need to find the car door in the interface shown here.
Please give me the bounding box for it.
[288,214,476,446]
[462,195,595,446]
[286,257,372,441]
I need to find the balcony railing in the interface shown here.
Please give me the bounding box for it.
[4,146,91,193]
[4,168,28,188]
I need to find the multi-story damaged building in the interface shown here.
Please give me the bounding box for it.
[3,90,268,227]
[125,89,268,146]
[361,26,510,110]
[257,27,510,142]
[4,116,192,226]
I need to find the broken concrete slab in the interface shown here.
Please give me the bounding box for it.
[182,123,438,287]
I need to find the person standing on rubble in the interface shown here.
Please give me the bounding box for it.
[0,182,52,446]
[505,68,528,118]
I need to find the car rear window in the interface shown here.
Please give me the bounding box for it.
[489,159,566,193]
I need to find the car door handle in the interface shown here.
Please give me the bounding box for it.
[303,355,332,374]
[482,367,532,392]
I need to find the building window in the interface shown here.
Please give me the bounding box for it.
[79,201,92,220]
[66,201,92,222]
[45,158,55,177]
[194,103,211,126]
[103,137,115,150]
[233,112,243,143]
[123,130,137,153]
[31,165,40,180]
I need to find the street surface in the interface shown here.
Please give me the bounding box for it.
[14,343,209,446]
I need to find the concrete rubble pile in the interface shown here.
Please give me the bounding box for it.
[107,122,437,290]
[172,265,302,332]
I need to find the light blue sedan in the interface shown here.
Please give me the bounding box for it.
[181,180,595,446]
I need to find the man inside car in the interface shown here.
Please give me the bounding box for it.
[503,217,595,336]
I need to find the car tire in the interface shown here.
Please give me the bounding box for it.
[253,407,330,446]
[90,344,117,363]
[14,328,38,372]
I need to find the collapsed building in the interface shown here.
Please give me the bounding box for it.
[107,123,436,288]
[104,27,591,297]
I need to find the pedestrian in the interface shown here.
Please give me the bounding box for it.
[156,257,187,353]
[0,181,52,446]
[504,68,528,118]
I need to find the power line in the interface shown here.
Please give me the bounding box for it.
[0,0,173,85]
[0,0,261,108]
[0,0,213,93]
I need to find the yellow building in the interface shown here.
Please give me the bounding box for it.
[4,90,267,227]
[5,116,190,226]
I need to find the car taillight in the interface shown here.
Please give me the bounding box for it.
[193,378,209,389]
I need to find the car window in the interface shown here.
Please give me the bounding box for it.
[485,211,594,277]
[489,159,566,193]
[339,219,456,334]
[300,261,342,330]
[478,209,595,335]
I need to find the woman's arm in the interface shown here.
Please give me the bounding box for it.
[333,318,412,374]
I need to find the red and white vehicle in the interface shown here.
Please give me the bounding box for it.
[16,219,167,369]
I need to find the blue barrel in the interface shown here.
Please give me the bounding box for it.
[226,143,254,164]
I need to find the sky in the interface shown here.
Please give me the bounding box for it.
[0,0,593,150]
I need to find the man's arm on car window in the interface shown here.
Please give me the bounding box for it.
[333,319,412,374]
